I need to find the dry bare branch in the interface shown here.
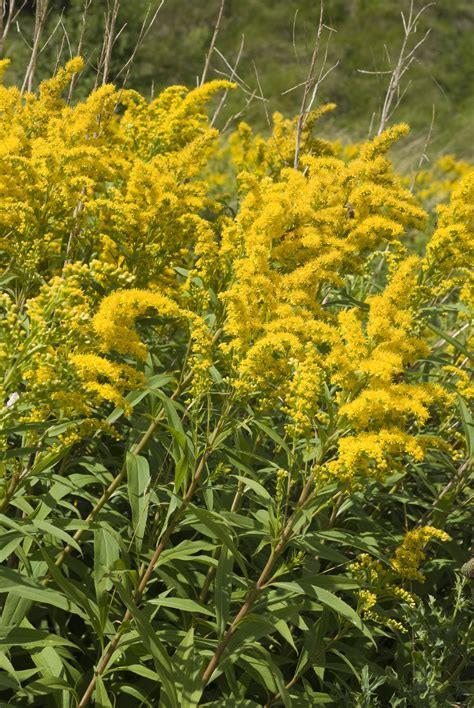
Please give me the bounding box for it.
[200,0,225,86]
[366,0,435,135]
[220,89,257,133]
[293,1,338,168]
[213,46,252,92]
[67,0,93,102]
[22,0,50,93]
[1,0,27,55]
[210,33,244,127]
[252,60,271,128]
[410,103,436,191]
[95,0,120,88]
[114,0,164,88]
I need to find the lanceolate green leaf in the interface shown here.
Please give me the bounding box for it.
[0,567,85,618]
[126,453,151,552]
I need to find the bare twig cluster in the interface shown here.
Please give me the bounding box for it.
[0,0,27,55]
[22,0,50,93]
[359,0,435,135]
[292,1,338,168]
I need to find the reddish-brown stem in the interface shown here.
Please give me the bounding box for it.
[199,479,245,603]
[201,476,315,686]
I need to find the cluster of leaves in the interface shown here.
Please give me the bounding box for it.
[0,58,472,707]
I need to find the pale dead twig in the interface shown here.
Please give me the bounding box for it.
[213,46,253,93]
[59,16,72,60]
[114,0,164,88]
[0,0,28,55]
[210,33,244,127]
[200,0,225,86]
[368,110,376,137]
[213,67,264,104]
[358,0,435,136]
[53,20,67,74]
[294,1,324,168]
[22,0,50,93]
[220,88,257,134]
[410,103,436,191]
[292,8,300,66]
[293,1,339,168]
[95,0,121,88]
[38,10,64,55]
[252,60,271,129]
[67,0,93,102]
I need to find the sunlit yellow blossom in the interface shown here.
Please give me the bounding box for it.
[425,170,474,303]
[71,354,143,412]
[391,526,451,581]
[93,288,212,395]
[326,428,425,484]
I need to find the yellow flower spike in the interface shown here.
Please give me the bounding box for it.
[326,428,425,486]
[93,289,184,360]
[0,58,11,81]
[391,526,451,581]
[425,170,474,303]
[358,123,410,161]
[39,56,85,103]
[71,354,143,413]
[92,289,212,395]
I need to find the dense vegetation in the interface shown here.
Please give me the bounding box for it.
[0,2,472,707]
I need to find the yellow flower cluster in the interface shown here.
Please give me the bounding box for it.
[93,289,212,396]
[0,58,469,489]
[326,257,451,484]
[413,154,472,206]
[391,525,451,581]
[425,170,474,303]
[349,527,449,634]
[221,126,425,428]
[349,554,414,633]
[71,354,143,412]
[1,60,229,440]
[229,103,337,178]
[0,58,230,290]
[443,365,474,403]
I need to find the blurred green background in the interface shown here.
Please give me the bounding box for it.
[4,0,473,160]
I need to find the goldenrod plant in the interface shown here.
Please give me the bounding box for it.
[0,59,472,707]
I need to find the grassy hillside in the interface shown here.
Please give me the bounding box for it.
[4,0,473,159]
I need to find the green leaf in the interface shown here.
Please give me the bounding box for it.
[0,627,77,648]
[94,526,120,597]
[189,505,246,576]
[31,519,82,553]
[272,580,372,640]
[311,587,370,639]
[126,453,151,552]
[95,675,113,708]
[426,322,473,360]
[238,648,292,707]
[457,394,474,457]
[173,628,204,708]
[254,420,290,455]
[234,475,272,501]
[0,567,85,618]
[215,548,234,638]
[119,590,179,708]
[148,596,214,616]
